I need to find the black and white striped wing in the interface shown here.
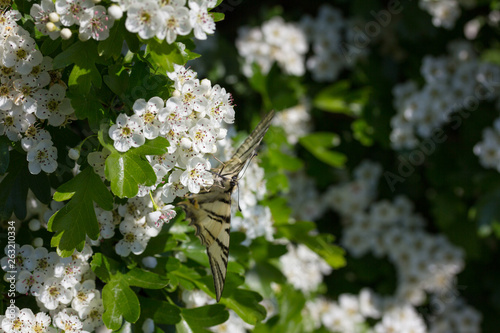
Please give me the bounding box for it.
[178,110,275,302]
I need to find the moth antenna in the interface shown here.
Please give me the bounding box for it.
[237,152,258,181]
[213,155,226,176]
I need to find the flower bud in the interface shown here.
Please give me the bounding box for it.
[60,28,72,40]
[69,148,80,160]
[49,12,60,23]
[108,5,123,20]
[46,22,57,32]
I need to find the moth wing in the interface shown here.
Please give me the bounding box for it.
[180,187,231,302]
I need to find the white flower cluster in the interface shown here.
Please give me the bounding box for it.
[0,244,105,332]
[108,64,235,203]
[390,41,500,150]
[114,194,176,257]
[316,160,481,332]
[419,0,476,29]
[279,243,332,294]
[474,117,500,171]
[236,16,307,77]
[31,0,115,41]
[115,0,216,43]
[271,104,312,145]
[0,9,75,175]
[300,4,363,82]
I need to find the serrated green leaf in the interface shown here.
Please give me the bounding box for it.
[53,40,102,94]
[48,167,114,257]
[221,288,266,325]
[91,253,121,283]
[67,90,107,130]
[98,19,126,59]
[139,298,181,325]
[102,277,140,329]
[125,268,169,289]
[299,132,347,168]
[145,39,187,74]
[105,137,169,198]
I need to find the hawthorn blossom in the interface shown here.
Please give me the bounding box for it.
[109,113,145,152]
[188,0,215,40]
[2,35,43,75]
[125,1,163,39]
[79,5,114,41]
[188,117,218,153]
[180,156,214,193]
[115,216,149,256]
[38,277,73,310]
[133,96,166,139]
[157,5,192,44]
[31,0,60,39]
[55,0,94,26]
[26,139,58,174]
[34,84,74,126]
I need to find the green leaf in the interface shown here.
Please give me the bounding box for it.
[313,80,369,115]
[221,288,266,325]
[278,221,346,269]
[476,188,500,235]
[0,151,51,220]
[145,39,188,74]
[104,137,169,198]
[299,132,347,168]
[98,19,126,59]
[48,167,114,257]
[267,147,303,171]
[40,38,61,56]
[67,90,107,130]
[53,40,102,94]
[211,12,225,22]
[139,298,181,325]
[181,304,229,329]
[0,136,11,174]
[125,268,169,289]
[91,253,122,283]
[102,277,140,330]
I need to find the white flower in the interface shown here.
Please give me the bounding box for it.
[166,64,197,91]
[1,306,25,333]
[147,204,177,228]
[53,308,85,333]
[26,139,58,174]
[71,280,99,318]
[162,169,189,202]
[188,0,215,40]
[54,258,89,289]
[81,298,104,332]
[32,247,59,276]
[108,113,145,152]
[142,318,155,333]
[16,270,46,296]
[39,277,73,310]
[34,84,74,126]
[21,127,51,152]
[2,35,43,75]
[1,244,35,272]
[157,5,192,44]
[125,0,163,39]
[0,106,36,141]
[231,205,274,246]
[188,118,218,153]
[205,84,235,124]
[180,156,214,193]
[31,0,60,40]
[79,5,114,41]
[116,216,149,256]
[0,82,14,111]
[19,309,52,333]
[55,0,94,26]
[132,96,166,139]
[166,79,208,116]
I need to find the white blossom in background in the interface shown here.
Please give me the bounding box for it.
[79,5,114,41]
[279,243,332,294]
[419,0,462,29]
[390,40,500,150]
[301,5,353,82]
[474,117,500,171]
[321,160,480,332]
[272,104,312,145]
[236,16,307,77]
[108,113,145,152]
